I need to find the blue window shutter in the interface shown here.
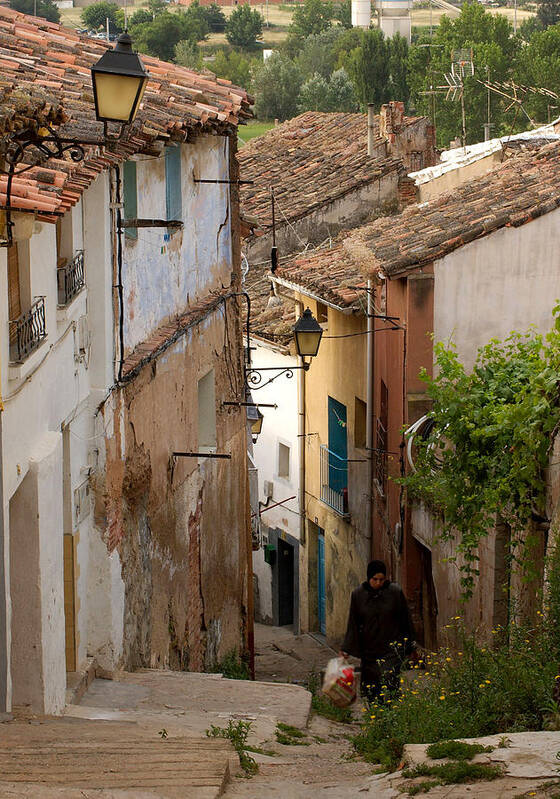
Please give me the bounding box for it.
[165,146,182,222]
[123,161,137,240]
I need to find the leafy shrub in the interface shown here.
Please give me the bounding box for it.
[206,719,258,776]
[209,649,251,680]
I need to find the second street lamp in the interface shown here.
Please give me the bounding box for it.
[294,307,323,359]
[91,32,150,127]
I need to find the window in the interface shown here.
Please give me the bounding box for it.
[354,397,367,449]
[198,369,216,453]
[123,160,138,240]
[278,442,290,479]
[316,301,328,324]
[165,146,182,223]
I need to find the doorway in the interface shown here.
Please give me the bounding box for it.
[277,538,294,626]
[318,532,326,635]
[419,544,438,651]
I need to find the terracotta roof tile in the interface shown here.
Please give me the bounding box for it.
[348,141,560,276]
[0,7,252,218]
[237,112,409,229]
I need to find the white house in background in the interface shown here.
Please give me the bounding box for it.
[250,336,300,628]
[0,7,252,715]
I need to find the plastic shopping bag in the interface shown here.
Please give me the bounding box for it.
[321,656,356,708]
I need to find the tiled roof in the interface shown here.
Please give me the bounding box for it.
[244,261,296,347]
[237,112,405,229]
[347,141,560,277]
[0,7,252,217]
[120,290,229,382]
[272,235,367,311]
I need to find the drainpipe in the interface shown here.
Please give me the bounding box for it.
[297,299,305,635]
[0,401,8,717]
[367,104,376,157]
[366,280,375,559]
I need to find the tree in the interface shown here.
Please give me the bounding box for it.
[148,0,166,17]
[203,3,226,32]
[182,1,212,43]
[298,67,356,112]
[175,40,203,70]
[343,28,389,109]
[296,27,349,80]
[129,9,153,27]
[537,0,560,29]
[254,52,304,120]
[408,2,520,147]
[290,0,333,38]
[81,1,121,31]
[131,11,207,62]
[10,0,59,22]
[388,33,409,103]
[211,49,258,89]
[514,23,560,123]
[225,5,263,48]
[333,0,352,29]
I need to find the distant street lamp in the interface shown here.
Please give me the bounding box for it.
[293,307,323,359]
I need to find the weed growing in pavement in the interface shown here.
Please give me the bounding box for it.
[307,671,354,724]
[352,612,560,772]
[206,719,258,777]
[245,745,277,757]
[401,781,441,796]
[402,761,504,783]
[425,740,494,760]
[275,722,311,746]
[208,649,251,680]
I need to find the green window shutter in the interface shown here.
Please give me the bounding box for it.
[123,161,138,240]
[165,146,182,222]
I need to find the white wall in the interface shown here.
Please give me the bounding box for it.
[434,208,560,370]
[123,135,232,353]
[250,338,300,623]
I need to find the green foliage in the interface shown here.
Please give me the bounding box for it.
[537,0,560,28]
[353,613,560,772]
[408,2,521,146]
[131,10,208,62]
[174,40,203,70]
[203,2,227,32]
[402,313,560,593]
[10,0,59,22]
[514,24,560,122]
[343,28,389,109]
[225,5,263,48]
[211,49,259,90]
[129,8,153,27]
[254,52,303,120]
[206,719,258,776]
[275,722,311,745]
[296,27,349,80]
[388,33,409,105]
[81,1,121,31]
[290,0,333,38]
[208,649,251,680]
[298,68,356,112]
[426,740,493,760]
[333,0,352,28]
[402,761,504,783]
[148,0,166,17]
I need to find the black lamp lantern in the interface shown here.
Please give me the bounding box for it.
[251,408,264,439]
[293,307,323,358]
[91,32,150,125]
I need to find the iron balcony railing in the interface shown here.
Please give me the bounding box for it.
[57,250,85,306]
[9,297,47,362]
[320,444,349,516]
[374,417,388,496]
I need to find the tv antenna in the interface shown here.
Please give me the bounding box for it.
[420,49,474,148]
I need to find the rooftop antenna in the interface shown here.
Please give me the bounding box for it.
[421,48,474,149]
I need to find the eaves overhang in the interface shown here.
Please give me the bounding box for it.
[270,275,362,315]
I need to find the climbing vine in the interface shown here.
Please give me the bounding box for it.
[403,308,560,595]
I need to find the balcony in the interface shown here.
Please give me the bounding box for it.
[320,444,349,517]
[9,297,47,363]
[57,250,85,306]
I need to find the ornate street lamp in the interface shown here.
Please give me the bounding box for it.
[91,32,150,126]
[1,32,150,247]
[248,406,264,442]
[294,307,323,358]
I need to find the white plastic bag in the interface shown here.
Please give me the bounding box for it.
[321,656,356,708]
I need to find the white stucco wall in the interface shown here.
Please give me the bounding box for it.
[433,208,560,371]
[250,338,300,624]
[123,135,232,354]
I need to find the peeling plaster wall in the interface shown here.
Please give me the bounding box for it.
[123,136,232,354]
[102,308,249,671]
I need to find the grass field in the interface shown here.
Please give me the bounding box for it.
[237,121,275,144]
